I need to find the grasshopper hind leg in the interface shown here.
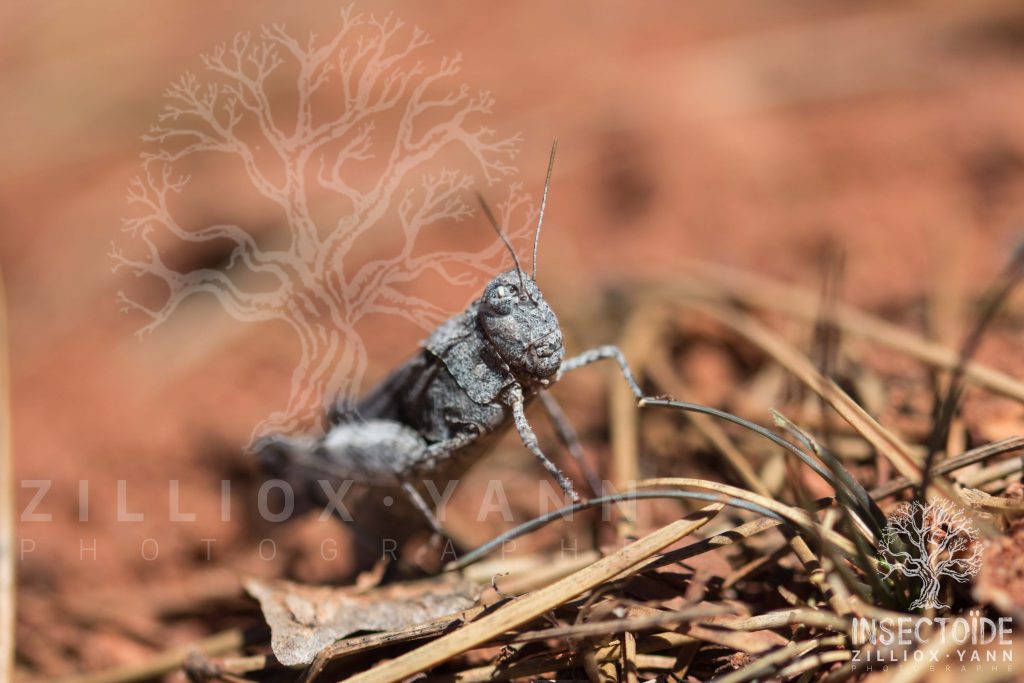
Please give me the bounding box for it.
[254,421,451,539]
[400,480,446,538]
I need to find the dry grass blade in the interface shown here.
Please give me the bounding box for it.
[687,302,966,504]
[621,631,638,683]
[811,241,846,452]
[960,457,1024,488]
[776,650,851,678]
[870,436,1024,499]
[651,517,780,568]
[343,504,724,683]
[959,488,1024,510]
[610,305,662,535]
[650,499,832,570]
[0,269,12,683]
[51,629,246,683]
[631,478,860,616]
[509,605,729,644]
[716,609,848,632]
[427,646,683,682]
[715,636,846,683]
[184,652,271,679]
[302,609,486,683]
[447,490,777,571]
[646,347,768,495]
[425,653,576,683]
[632,478,859,557]
[920,247,1024,499]
[687,262,1024,403]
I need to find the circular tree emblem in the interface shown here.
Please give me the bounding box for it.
[878,499,983,610]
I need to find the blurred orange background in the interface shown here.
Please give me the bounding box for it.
[5,0,1024,676]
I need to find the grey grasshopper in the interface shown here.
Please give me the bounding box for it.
[257,143,645,536]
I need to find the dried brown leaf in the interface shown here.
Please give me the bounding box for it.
[244,577,480,666]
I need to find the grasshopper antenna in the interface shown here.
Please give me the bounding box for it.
[532,139,558,280]
[476,192,533,301]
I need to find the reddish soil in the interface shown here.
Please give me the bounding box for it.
[4,0,1024,678]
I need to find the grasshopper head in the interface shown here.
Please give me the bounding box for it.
[478,269,563,380]
[474,141,563,382]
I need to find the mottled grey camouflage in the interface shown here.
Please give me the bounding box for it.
[257,267,644,535]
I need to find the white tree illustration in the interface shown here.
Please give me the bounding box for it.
[110,7,537,439]
[878,500,983,610]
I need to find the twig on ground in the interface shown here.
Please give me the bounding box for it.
[715,636,846,683]
[50,629,248,683]
[609,306,663,535]
[345,504,724,683]
[685,262,1024,403]
[920,247,1024,500]
[870,436,1024,499]
[0,270,12,683]
[646,346,770,496]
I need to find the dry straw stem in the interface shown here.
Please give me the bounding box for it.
[610,305,663,534]
[425,652,576,682]
[626,475,857,621]
[634,477,857,616]
[621,630,638,683]
[651,504,831,570]
[304,553,602,680]
[715,635,846,683]
[870,435,1024,499]
[508,604,727,644]
[342,504,724,683]
[645,346,857,614]
[52,629,244,683]
[0,269,12,683]
[302,609,486,683]
[596,631,698,660]
[685,301,966,506]
[960,456,1024,488]
[646,345,767,495]
[593,633,699,681]
[427,648,680,682]
[777,650,852,678]
[686,262,1024,404]
[716,609,848,632]
[632,478,858,557]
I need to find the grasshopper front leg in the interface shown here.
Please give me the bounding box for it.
[506,384,581,502]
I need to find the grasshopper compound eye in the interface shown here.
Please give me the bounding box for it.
[483,282,516,316]
[482,271,534,316]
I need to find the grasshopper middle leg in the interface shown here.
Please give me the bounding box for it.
[538,392,603,496]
